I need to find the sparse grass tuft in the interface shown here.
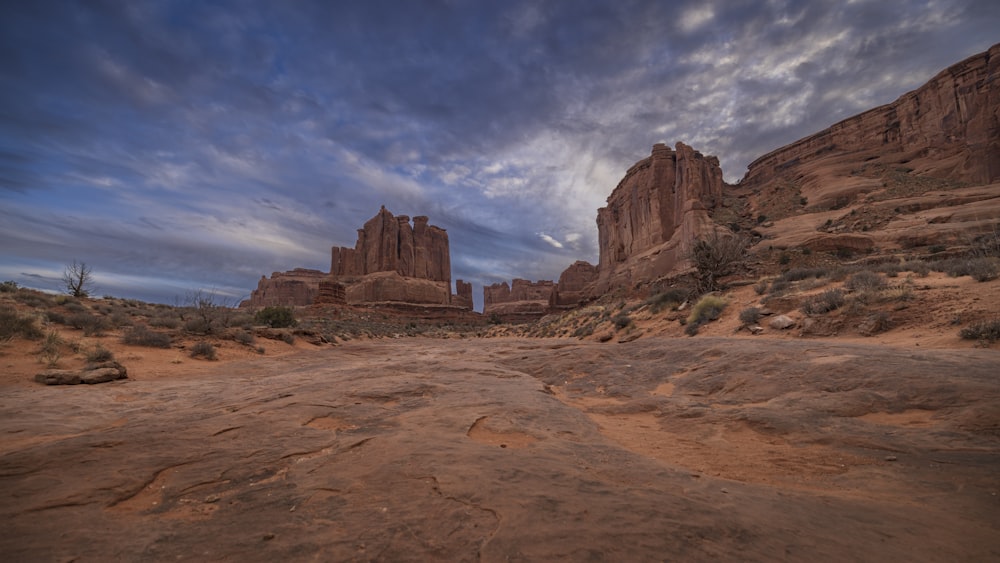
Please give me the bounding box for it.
[686,295,727,335]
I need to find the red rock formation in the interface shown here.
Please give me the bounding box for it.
[483,279,555,321]
[331,207,451,283]
[246,208,472,311]
[549,261,599,310]
[743,43,1000,192]
[327,207,462,307]
[242,269,327,308]
[593,142,728,295]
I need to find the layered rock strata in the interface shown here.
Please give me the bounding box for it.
[243,269,327,308]
[549,261,599,310]
[483,279,555,322]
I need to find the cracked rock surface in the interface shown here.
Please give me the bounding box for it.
[2,337,998,561]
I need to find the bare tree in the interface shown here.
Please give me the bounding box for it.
[63,260,95,298]
[686,231,749,293]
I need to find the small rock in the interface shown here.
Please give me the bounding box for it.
[749,325,764,335]
[597,331,614,343]
[721,488,729,494]
[885,455,898,462]
[262,533,275,541]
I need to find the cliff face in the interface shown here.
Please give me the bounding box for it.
[243,269,327,308]
[330,206,451,283]
[743,44,999,192]
[593,142,727,294]
[245,207,472,311]
[483,279,555,321]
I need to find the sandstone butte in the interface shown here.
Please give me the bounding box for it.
[251,43,998,320]
[486,42,999,318]
[243,206,474,312]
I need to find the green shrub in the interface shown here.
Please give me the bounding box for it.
[189,341,217,360]
[687,295,727,327]
[0,306,44,341]
[800,289,845,315]
[122,325,172,348]
[0,281,18,293]
[959,319,1000,344]
[255,306,297,328]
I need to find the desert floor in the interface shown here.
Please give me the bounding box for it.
[2,336,998,561]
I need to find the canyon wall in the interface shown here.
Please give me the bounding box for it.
[743,43,999,191]
[591,142,728,294]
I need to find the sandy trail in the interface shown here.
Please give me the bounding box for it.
[1,337,998,561]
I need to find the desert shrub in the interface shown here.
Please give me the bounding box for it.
[845,270,886,292]
[67,312,110,336]
[149,314,181,329]
[189,341,217,360]
[612,313,632,330]
[779,267,827,282]
[768,279,790,295]
[63,300,86,313]
[645,288,688,314]
[778,252,791,265]
[109,310,132,328]
[38,331,63,366]
[233,330,255,346]
[281,332,295,345]
[967,258,999,282]
[687,232,749,292]
[684,322,701,336]
[753,279,769,295]
[739,306,762,325]
[13,290,54,308]
[686,295,727,328]
[959,319,1000,344]
[800,289,845,315]
[184,317,212,335]
[0,281,19,293]
[0,306,44,341]
[861,312,893,335]
[903,260,931,277]
[255,306,297,328]
[936,257,998,281]
[46,310,67,325]
[85,344,115,363]
[122,325,172,348]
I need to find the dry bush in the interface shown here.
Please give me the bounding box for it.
[959,319,1000,344]
[845,270,887,292]
[739,306,762,325]
[645,288,688,314]
[779,267,827,282]
[753,279,769,295]
[122,325,172,348]
[0,306,44,341]
[189,341,217,360]
[612,313,632,330]
[85,344,115,363]
[800,289,845,315]
[687,231,749,292]
[38,331,63,366]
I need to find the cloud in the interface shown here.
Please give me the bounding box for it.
[1,0,997,311]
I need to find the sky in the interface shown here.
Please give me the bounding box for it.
[2,1,998,311]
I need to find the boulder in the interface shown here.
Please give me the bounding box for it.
[35,362,127,386]
[769,315,797,330]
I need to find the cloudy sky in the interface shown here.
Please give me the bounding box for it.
[2,1,997,310]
